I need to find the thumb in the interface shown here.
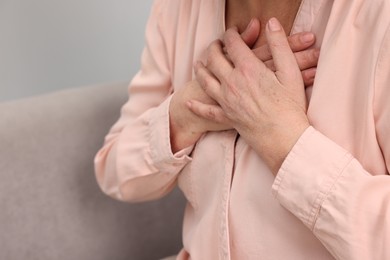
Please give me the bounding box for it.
[240,18,260,48]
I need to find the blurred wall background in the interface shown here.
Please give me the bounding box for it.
[0,0,154,101]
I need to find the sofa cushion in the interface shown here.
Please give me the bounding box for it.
[0,82,185,260]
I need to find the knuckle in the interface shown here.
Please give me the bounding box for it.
[224,30,241,48]
[200,79,209,92]
[295,52,310,69]
[308,49,317,62]
[196,71,214,93]
[203,77,214,91]
[311,49,320,62]
[287,34,300,50]
[196,68,206,83]
[207,47,223,67]
[212,40,223,51]
[224,30,235,44]
[206,107,216,119]
[301,52,311,65]
[207,51,218,67]
[302,49,317,64]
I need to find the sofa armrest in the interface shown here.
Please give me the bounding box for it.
[0,82,185,260]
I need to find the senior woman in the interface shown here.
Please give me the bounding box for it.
[95,0,390,259]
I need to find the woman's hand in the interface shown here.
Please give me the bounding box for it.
[169,18,318,154]
[188,18,310,174]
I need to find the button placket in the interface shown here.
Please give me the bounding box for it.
[218,131,238,260]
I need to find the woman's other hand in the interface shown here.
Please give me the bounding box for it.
[189,18,310,174]
[169,80,232,153]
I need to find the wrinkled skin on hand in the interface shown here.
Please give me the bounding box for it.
[170,18,318,154]
[188,18,311,173]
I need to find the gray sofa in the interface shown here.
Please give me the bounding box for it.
[0,82,185,260]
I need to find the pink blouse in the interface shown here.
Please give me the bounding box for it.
[95,0,390,259]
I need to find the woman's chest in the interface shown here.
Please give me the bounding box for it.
[172,0,387,180]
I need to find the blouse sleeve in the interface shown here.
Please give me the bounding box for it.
[94,0,192,203]
[272,24,390,260]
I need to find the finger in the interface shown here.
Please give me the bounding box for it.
[223,19,261,60]
[265,59,317,88]
[264,48,320,72]
[264,48,319,72]
[206,40,234,82]
[294,48,320,71]
[302,67,317,87]
[240,18,261,48]
[265,18,302,84]
[287,32,316,53]
[187,100,230,125]
[223,28,266,69]
[194,61,222,102]
[252,31,316,62]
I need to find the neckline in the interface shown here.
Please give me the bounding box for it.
[220,0,306,36]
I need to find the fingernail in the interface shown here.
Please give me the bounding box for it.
[247,18,255,29]
[267,17,281,32]
[301,33,315,43]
